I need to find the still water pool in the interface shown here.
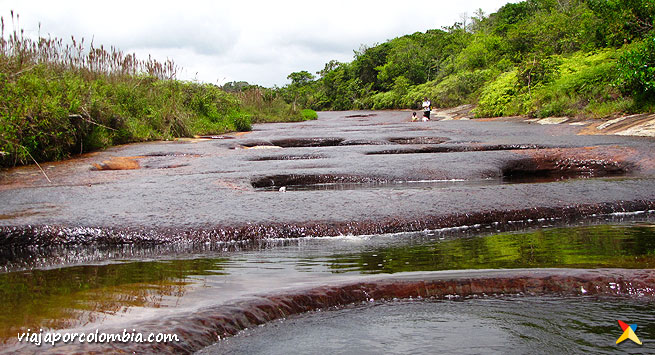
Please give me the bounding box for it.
[1,221,655,352]
[205,296,654,354]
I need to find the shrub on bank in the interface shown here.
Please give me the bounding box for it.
[300,109,318,120]
[474,70,521,117]
[474,49,632,118]
[413,69,496,109]
[237,86,309,123]
[0,65,255,166]
[0,15,307,167]
[617,33,655,103]
[530,49,622,118]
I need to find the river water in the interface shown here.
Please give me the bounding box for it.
[1,220,655,352]
[206,296,654,354]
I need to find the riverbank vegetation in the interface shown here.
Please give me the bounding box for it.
[0,13,315,167]
[2,1,653,167]
[280,0,655,118]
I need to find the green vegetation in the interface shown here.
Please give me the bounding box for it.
[0,258,228,339]
[280,0,655,117]
[301,108,319,120]
[0,14,312,168]
[234,85,317,124]
[327,224,655,274]
[617,31,655,100]
[3,1,654,167]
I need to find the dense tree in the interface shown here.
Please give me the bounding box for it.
[221,81,251,92]
[589,0,655,45]
[617,32,655,100]
[282,71,316,110]
[278,0,655,115]
[287,71,315,85]
[351,43,391,90]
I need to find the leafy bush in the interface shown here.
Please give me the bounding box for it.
[371,91,397,110]
[530,50,622,117]
[408,69,495,109]
[474,70,520,117]
[584,97,634,118]
[617,32,655,102]
[455,34,504,71]
[231,113,252,132]
[300,109,318,120]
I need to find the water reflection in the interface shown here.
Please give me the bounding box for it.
[326,224,655,273]
[0,258,228,341]
[0,223,654,343]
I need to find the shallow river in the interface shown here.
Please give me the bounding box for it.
[2,219,655,352]
[206,296,653,354]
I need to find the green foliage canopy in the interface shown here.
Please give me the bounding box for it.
[278,0,655,116]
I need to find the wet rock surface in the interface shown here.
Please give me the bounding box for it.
[1,110,654,252]
[12,268,655,354]
[2,110,655,354]
[2,218,655,353]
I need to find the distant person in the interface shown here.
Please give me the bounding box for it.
[422,97,431,121]
[411,112,418,122]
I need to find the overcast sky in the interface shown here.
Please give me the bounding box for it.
[1,0,511,87]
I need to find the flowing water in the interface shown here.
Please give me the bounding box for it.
[2,220,655,352]
[254,176,630,192]
[204,296,654,354]
[255,178,500,191]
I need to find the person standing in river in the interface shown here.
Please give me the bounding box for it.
[422,97,431,121]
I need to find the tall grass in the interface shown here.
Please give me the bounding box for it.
[0,13,309,168]
[0,11,177,80]
[237,86,316,123]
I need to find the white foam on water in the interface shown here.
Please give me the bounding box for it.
[611,210,648,216]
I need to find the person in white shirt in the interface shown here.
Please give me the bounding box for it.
[422,97,431,121]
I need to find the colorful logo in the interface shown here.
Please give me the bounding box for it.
[616,320,642,345]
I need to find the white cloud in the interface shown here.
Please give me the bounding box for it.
[0,0,511,86]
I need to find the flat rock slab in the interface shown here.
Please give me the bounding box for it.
[1,110,655,245]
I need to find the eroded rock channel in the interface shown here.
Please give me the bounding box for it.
[1,110,655,353]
